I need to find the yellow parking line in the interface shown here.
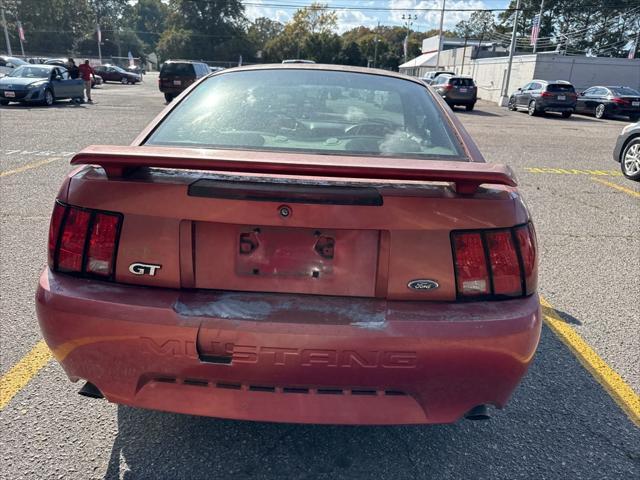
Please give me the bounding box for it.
[0,157,62,178]
[0,340,52,410]
[590,177,640,198]
[540,296,640,427]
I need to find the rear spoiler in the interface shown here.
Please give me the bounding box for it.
[71,145,517,194]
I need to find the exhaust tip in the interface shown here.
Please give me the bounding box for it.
[465,405,491,421]
[78,381,104,399]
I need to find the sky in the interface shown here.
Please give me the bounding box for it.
[244,0,512,33]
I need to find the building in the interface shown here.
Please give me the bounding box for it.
[398,34,504,77]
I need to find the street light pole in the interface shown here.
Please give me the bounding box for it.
[435,0,446,70]
[0,0,12,56]
[373,21,380,68]
[500,0,521,106]
[402,13,417,65]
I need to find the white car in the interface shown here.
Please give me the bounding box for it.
[0,55,28,78]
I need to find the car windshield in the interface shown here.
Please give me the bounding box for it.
[111,66,126,73]
[609,87,640,96]
[146,69,464,159]
[161,62,195,76]
[8,66,50,78]
[547,83,575,93]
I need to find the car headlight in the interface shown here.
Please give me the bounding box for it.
[27,82,46,89]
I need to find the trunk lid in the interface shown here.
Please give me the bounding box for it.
[64,146,526,302]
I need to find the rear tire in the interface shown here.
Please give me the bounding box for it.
[164,93,174,103]
[0,99,9,106]
[620,137,640,181]
[121,77,128,85]
[561,111,572,118]
[629,114,640,122]
[465,103,475,112]
[528,100,538,116]
[595,103,607,119]
[507,96,517,111]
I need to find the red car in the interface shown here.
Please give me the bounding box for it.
[36,65,541,425]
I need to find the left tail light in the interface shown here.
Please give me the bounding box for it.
[48,201,123,280]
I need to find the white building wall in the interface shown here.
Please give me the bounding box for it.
[412,49,640,104]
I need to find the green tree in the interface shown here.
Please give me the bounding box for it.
[130,0,168,51]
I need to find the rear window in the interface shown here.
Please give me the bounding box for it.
[450,78,474,87]
[161,62,196,77]
[546,84,575,93]
[145,69,464,160]
[609,87,640,96]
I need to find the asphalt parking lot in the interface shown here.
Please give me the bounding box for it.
[1,73,638,479]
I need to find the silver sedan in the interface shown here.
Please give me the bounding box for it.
[613,123,640,181]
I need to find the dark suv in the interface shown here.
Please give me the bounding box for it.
[508,80,577,118]
[159,60,210,102]
[432,75,477,111]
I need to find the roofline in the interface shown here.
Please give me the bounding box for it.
[210,63,427,87]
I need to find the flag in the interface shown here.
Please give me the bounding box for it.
[530,14,541,46]
[629,41,637,59]
[128,51,134,67]
[403,35,409,58]
[96,24,101,43]
[238,55,243,66]
[17,21,25,42]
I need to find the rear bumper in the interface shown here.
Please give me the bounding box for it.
[541,104,575,112]
[36,270,541,425]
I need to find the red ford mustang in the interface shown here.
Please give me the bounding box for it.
[36,65,541,425]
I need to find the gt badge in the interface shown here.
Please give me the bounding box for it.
[129,263,162,276]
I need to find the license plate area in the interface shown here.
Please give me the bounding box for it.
[237,227,337,278]
[194,222,380,297]
[557,95,566,100]
[4,91,15,97]
[632,101,639,107]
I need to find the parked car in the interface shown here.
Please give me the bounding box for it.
[508,80,577,117]
[93,64,141,84]
[44,58,103,87]
[432,74,477,111]
[613,122,640,181]
[0,55,28,77]
[421,70,455,85]
[126,65,145,76]
[36,64,541,425]
[0,64,84,106]
[576,86,640,121]
[159,59,210,102]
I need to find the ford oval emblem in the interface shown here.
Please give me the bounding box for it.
[407,279,439,291]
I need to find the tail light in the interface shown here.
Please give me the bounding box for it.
[540,91,553,98]
[612,97,629,105]
[48,201,123,280]
[452,223,537,299]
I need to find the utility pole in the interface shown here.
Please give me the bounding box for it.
[402,13,417,65]
[500,0,521,106]
[0,0,12,56]
[532,0,544,54]
[96,23,102,64]
[435,0,446,70]
[373,21,380,68]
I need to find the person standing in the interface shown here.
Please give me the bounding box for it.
[78,59,95,103]
[67,58,79,79]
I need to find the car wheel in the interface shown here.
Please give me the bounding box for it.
[0,99,9,106]
[621,137,640,181]
[465,103,475,112]
[121,77,128,85]
[507,96,517,111]
[164,93,174,103]
[595,103,607,119]
[561,111,572,118]
[528,100,538,116]
[629,114,640,122]
[43,89,54,106]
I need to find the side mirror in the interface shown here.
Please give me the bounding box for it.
[516,87,522,92]
[55,75,63,81]
[579,92,585,96]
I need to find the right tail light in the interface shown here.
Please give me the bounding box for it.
[48,201,123,280]
[452,223,537,300]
